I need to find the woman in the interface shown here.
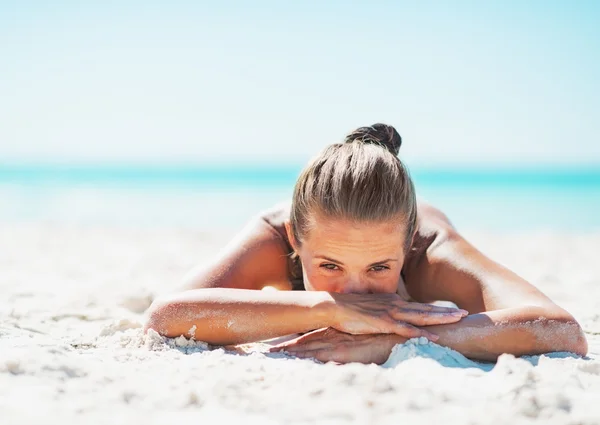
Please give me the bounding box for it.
[144,124,587,365]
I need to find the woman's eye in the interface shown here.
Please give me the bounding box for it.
[370,265,389,272]
[320,263,340,271]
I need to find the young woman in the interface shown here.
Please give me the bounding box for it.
[144,124,587,365]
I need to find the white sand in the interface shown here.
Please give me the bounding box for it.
[1,223,599,424]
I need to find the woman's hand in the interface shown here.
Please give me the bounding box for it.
[329,292,468,341]
[269,327,404,365]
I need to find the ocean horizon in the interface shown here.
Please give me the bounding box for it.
[1,163,599,233]
[2,162,600,185]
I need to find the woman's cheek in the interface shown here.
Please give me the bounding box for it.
[304,271,338,292]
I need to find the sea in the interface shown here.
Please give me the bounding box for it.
[1,163,599,234]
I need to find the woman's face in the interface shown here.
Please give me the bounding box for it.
[287,214,409,294]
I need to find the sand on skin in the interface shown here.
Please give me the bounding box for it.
[1,223,599,424]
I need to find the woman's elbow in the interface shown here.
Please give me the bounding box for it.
[556,316,588,357]
[536,308,588,357]
[143,297,186,338]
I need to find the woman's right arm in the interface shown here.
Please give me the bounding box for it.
[144,288,335,344]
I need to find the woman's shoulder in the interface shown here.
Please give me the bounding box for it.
[258,201,303,288]
[415,199,455,235]
[259,200,292,242]
[407,199,457,260]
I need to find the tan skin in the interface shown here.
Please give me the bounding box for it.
[145,200,588,364]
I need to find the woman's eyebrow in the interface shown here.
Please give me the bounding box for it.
[368,259,398,267]
[315,256,398,266]
[315,255,343,264]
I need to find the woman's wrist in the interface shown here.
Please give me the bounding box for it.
[309,291,338,329]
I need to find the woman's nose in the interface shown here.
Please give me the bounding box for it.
[338,277,370,294]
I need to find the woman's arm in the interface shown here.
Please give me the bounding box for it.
[270,296,586,365]
[405,211,588,359]
[144,288,333,345]
[270,305,587,364]
[412,306,587,361]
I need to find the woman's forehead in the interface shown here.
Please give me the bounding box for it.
[304,215,406,249]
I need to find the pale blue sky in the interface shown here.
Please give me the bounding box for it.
[1,1,599,166]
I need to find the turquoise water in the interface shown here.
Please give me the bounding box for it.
[1,164,599,232]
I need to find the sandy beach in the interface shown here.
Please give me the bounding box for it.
[1,223,599,424]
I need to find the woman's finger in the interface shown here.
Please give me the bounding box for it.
[293,349,344,364]
[391,308,466,326]
[268,336,305,352]
[268,329,334,352]
[273,340,333,353]
[400,302,468,315]
[292,349,324,361]
[269,340,304,352]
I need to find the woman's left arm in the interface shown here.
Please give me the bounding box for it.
[406,227,588,361]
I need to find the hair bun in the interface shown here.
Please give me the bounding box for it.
[343,123,402,156]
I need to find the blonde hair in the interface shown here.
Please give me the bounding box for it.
[290,123,417,250]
